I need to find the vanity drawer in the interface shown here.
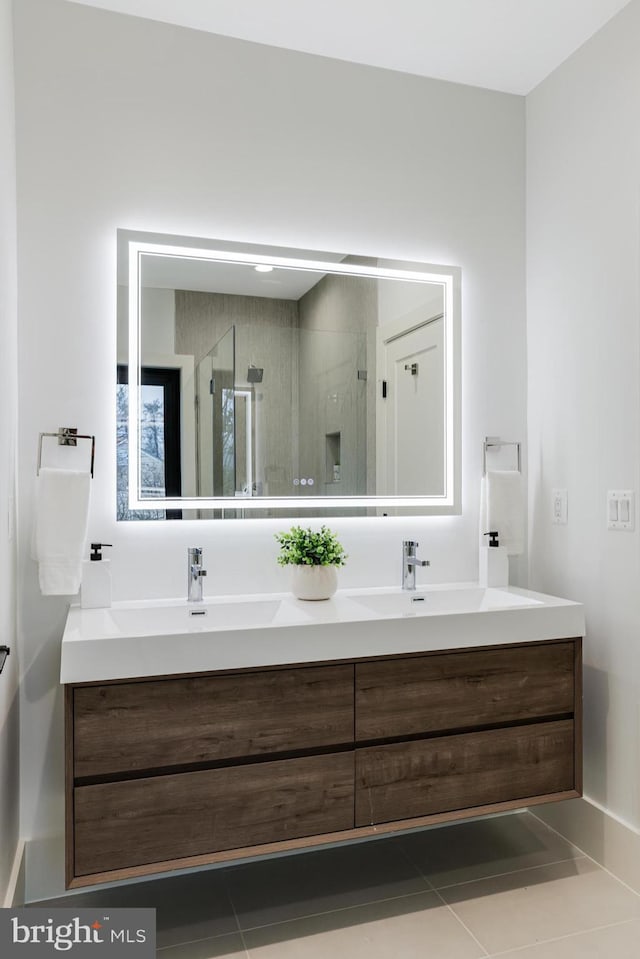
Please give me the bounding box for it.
[74,751,355,876]
[74,664,354,779]
[355,642,575,741]
[355,719,575,826]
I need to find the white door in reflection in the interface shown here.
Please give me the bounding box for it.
[377,315,445,496]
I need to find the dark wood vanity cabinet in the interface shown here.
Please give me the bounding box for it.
[65,639,582,887]
[73,664,354,778]
[74,753,355,878]
[354,641,578,826]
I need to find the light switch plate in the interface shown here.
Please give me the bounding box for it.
[552,488,568,525]
[607,490,635,530]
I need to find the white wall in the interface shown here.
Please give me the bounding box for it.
[14,0,526,900]
[0,0,20,905]
[117,286,175,363]
[527,0,640,835]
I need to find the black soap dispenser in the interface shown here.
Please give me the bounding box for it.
[81,542,113,609]
[479,529,508,587]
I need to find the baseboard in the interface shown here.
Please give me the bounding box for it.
[531,796,640,894]
[3,839,25,907]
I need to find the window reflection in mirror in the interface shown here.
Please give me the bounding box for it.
[116,365,182,520]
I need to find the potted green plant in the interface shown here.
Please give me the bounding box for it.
[275,525,347,600]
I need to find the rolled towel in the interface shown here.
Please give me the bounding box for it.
[480,470,524,556]
[35,468,91,595]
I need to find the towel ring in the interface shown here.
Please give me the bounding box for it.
[483,436,521,476]
[37,428,95,478]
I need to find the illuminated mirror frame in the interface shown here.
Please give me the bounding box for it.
[127,239,461,514]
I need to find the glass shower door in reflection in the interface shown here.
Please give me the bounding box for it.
[196,325,236,497]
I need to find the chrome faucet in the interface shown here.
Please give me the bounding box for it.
[187,546,207,602]
[402,540,430,590]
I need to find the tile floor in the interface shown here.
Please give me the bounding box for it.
[31,812,640,957]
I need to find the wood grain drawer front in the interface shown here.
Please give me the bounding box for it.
[74,751,355,876]
[73,664,353,779]
[355,643,575,741]
[355,719,575,826]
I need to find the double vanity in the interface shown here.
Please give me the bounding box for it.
[61,582,584,889]
[50,232,583,890]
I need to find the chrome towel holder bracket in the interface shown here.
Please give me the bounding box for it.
[483,435,522,476]
[37,427,96,478]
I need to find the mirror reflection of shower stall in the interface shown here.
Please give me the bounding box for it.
[194,319,368,501]
[297,326,368,498]
[195,330,260,499]
[196,325,236,498]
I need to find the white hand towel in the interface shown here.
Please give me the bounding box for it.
[35,468,91,595]
[480,470,524,556]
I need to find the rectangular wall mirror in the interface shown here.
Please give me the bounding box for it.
[117,231,461,520]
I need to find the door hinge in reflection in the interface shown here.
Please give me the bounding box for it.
[209,377,215,395]
[381,380,387,399]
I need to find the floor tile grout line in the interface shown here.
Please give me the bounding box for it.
[226,886,252,959]
[528,810,640,901]
[229,887,445,934]
[432,886,491,957]
[156,929,246,952]
[483,916,640,957]
[395,839,438,891]
[155,887,249,955]
[156,930,246,955]
[226,837,434,933]
[156,932,237,953]
[431,854,588,892]
[397,842,490,957]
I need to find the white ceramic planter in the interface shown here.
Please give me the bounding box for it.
[290,565,338,601]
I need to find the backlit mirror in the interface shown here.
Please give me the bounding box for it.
[117,231,460,519]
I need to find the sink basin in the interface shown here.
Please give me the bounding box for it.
[348,587,543,618]
[60,583,584,685]
[104,598,285,637]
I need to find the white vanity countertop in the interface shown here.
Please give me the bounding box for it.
[60,583,585,685]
